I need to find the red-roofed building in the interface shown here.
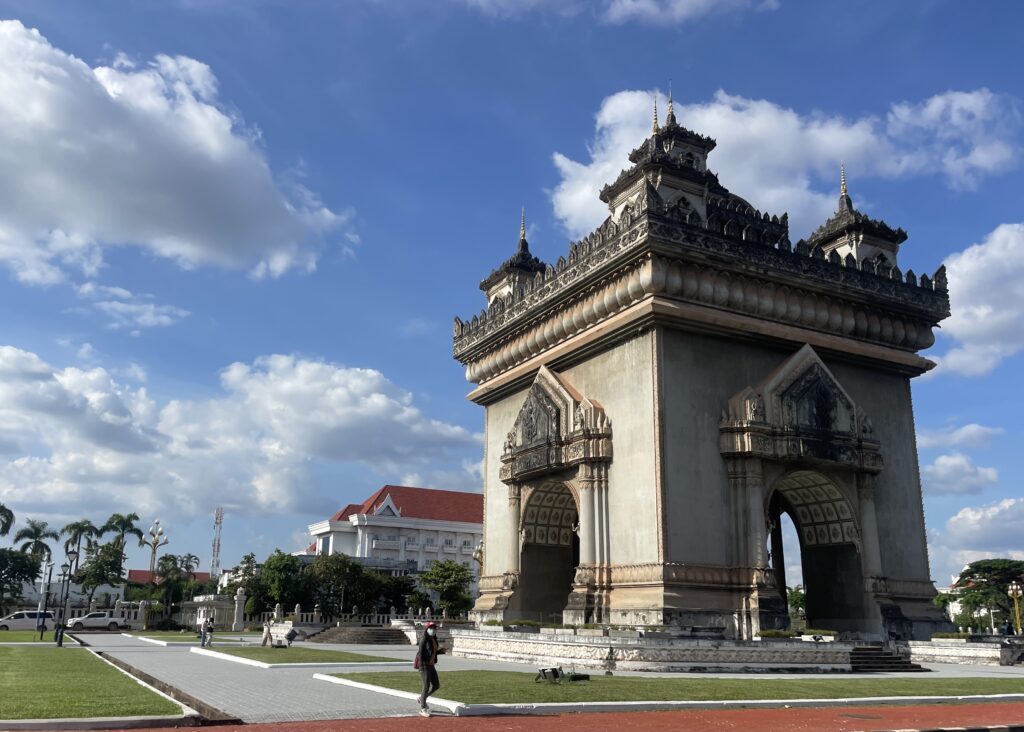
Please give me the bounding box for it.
[127,569,212,585]
[308,485,484,591]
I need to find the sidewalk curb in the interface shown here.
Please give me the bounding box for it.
[312,674,1024,718]
[192,646,409,669]
[0,712,202,730]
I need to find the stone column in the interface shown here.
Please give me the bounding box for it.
[770,509,787,601]
[578,469,596,567]
[857,473,883,579]
[746,463,766,569]
[507,483,521,574]
[233,587,246,631]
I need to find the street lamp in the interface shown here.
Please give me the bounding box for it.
[140,520,169,630]
[54,549,77,647]
[1009,581,1022,636]
[36,560,53,641]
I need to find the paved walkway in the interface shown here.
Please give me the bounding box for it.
[86,633,1024,726]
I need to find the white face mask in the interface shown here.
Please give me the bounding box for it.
[426,628,436,636]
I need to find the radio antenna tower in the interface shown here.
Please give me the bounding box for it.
[210,507,224,579]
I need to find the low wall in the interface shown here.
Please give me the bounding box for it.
[449,629,853,673]
[903,639,1024,666]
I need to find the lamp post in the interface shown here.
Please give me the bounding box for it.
[36,560,53,641]
[54,549,77,647]
[1009,581,1022,636]
[140,520,169,630]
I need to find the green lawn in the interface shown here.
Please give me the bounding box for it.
[0,647,182,720]
[216,646,398,664]
[0,630,56,643]
[335,670,1024,704]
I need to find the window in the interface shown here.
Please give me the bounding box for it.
[444,538,454,546]
[11,613,24,619]
[386,535,397,541]
[461,539,472,547]
[425,537,435,546]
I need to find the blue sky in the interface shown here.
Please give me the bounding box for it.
[0,0,1021,584]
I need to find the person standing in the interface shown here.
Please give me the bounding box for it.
[416,621,443,717]
[199,617,208,647]
[261,620,273,647]
[204,618,215,647]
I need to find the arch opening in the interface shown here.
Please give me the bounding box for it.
[769,470,868,633]
[517,482,579,623]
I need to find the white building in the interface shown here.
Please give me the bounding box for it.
[308,485,484,595]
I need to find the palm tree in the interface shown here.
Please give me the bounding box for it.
[100,512,144,576]
[14,519,59,560]
[61,519,100,557]
[179,553,200,583]
[0,502,13,537]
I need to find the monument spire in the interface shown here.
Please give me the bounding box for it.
[652,96,659,134]
[518,207,528,252]
[840,163,847,196]
[665,81,676,126]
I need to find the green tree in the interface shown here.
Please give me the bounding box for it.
[405,589,433,613]
[379,574,417,613]
[307,553,381,618]
[261,550,310,609]
[0,502,13,537]
[74,541,124,607]
[0,548,41,614]
[61,519,100,556]
[100,512,145,573]
[954,559,1024,618]
[156,553,184,613]
[14,519,59,560]
[787,585,806,614]
[420,560,473,616]
[178,553,200,582]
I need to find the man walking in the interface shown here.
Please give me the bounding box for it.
[199,617,208,647]
[261,620,273,647]
[416,621,443,717]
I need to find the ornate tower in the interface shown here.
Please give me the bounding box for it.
[454,106,950,640]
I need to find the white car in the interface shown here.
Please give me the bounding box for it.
[66,611,128,631]
[0,610,55,631]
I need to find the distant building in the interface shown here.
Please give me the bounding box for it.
[308,485,484,594]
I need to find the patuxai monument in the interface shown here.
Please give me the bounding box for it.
[453,98,953,643]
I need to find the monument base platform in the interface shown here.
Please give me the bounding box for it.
[450,628,855,673]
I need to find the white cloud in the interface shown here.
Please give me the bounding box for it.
[75,281,190,330]
[551,88,1020,240]
[399,318,436,336]
[921,452,998,496]
[458,0,775,24]
[931,223,1024,376]
[928,497,1024,583]
[917,423,1004,450]
[0,346,480,522]
[0,20,351,285]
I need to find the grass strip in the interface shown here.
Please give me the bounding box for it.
[0,630,55,643]
[216,646,398,664]
[0,647,182,720]
[334,670,1024,704]
[135,631,259,640]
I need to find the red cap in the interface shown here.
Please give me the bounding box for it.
[425,621,437,628]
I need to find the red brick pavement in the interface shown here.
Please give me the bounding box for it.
[108,702,1024,731]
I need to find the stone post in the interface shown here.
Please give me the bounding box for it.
[295,603,302,619]
[857,474,884,579]
[578,470,596,567]
[507,483,521,574]
[233,586,246,631]
[314,603,322,622]
[274,602,283,622]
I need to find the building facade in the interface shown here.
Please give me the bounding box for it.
[308,485,484,595]
[454,99,952,640]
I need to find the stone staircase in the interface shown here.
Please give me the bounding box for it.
[850,644,930,672]
[309,625,411,645]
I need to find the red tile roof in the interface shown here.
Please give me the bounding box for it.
[329,485,483,524]
[127,569,211,585]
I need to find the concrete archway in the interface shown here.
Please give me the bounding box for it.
[768,470,868,633]
[516,482,579,623]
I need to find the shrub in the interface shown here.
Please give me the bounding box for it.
[933,631,970,639]
[802,628,837,636]
[759,629,799,638]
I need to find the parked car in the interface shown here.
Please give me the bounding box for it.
[65,610,133,631]
[0,610,55,631]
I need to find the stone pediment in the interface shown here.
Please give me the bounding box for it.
[500,366,611,482]
[720,345,881,471]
